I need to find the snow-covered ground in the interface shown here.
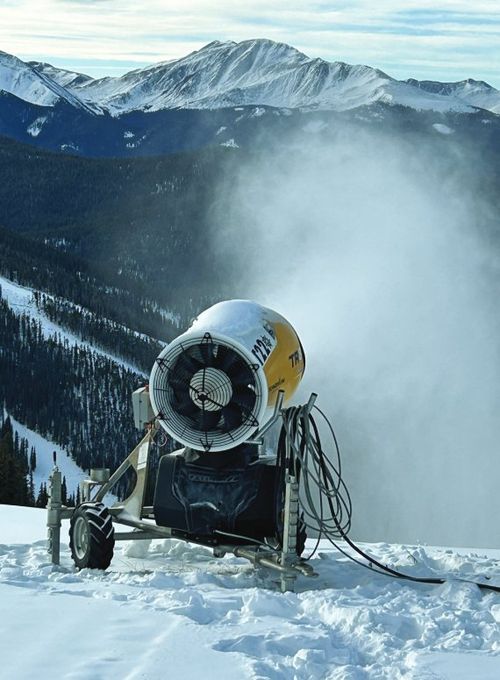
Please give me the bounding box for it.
[1,504,499,679]
[0,274,145,374]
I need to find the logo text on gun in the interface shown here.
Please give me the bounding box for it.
[251,336,272,366]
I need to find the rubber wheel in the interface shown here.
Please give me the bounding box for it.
[69,502,115,569]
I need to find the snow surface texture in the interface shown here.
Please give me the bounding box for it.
[0,40,495,115]
[1,505,500,679]
[27,115,47,137]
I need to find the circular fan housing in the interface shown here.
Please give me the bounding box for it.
[149,333,268,452]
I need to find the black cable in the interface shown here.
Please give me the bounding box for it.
[213,529,273,551]
[279,402,500,595]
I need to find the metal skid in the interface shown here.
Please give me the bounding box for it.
[47,393,318,592]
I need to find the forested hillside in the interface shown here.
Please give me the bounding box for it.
[1,123,500,507]
[0,136,241,308]
[0,224,185,342]
[0,138,233,504]
[0,290,143,490]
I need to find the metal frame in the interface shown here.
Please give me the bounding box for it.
[46,392,318,592]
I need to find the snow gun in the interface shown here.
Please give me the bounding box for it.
[48,300,500,594]
[148,300,305,452]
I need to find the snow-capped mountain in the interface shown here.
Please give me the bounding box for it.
[1,39,500,158]
[38,40,406,114]
[3,39,500,116]
[406,77,500,115]
[28,60,94,90]
[0,50,95,112]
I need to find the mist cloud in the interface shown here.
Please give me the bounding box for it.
[214,124,500,548]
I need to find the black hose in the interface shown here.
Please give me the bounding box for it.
[278,403,500,594]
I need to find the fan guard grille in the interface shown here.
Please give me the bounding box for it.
[189,368,233,411]
[150,334,265,452]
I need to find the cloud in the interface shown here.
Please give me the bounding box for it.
[0,1,499,86]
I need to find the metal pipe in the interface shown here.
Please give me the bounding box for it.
[255,390,285,438]
[305,392,317,415]
[47,464,62,565]
[233,546,289,572]
[93,458,131,502]
[114,531,163,541]
[112,515,173,537]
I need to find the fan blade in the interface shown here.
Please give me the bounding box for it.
[168,373,192,392]
[227,361,255,387]
[214,345,239,373]
[171,390,198,417]
[232,385,256,412]
[191,409,221,431]
[221,403,242,432]
[175,352,203,378]
[199,342,215,367]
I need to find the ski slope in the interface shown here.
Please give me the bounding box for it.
[0,273,145,500]
[0,504,499,679]
[7,415,116,505]
[10,415,87,500]
[0,275,145,375]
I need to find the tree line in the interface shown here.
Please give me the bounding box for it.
[35,292,162,374]
[0,413,83,507]
[0,293,147,501]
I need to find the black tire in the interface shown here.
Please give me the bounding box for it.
[271,518,307,556]
[69,502,115,570]
[296,517,307,557]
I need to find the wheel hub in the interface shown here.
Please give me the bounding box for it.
[73,515,89,560]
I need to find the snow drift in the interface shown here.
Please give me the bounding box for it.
[1,504,500,679]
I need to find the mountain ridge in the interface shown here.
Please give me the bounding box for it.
[0,39,497,116]
[1,39,499,157]
[0,50,97,113]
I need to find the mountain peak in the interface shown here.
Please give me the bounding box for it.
[1,41,499,116]
[407,76,496,91]
[0,50,64,107]
[404,76,499,112]
[199,39,236,50]
[28,61,94,89]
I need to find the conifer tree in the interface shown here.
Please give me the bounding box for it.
[0,437,9,502]
[0,417,30,504]
[28,471,35,506]
[36,483,48,508]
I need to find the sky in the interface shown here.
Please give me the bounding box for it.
[0,0,499,87]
